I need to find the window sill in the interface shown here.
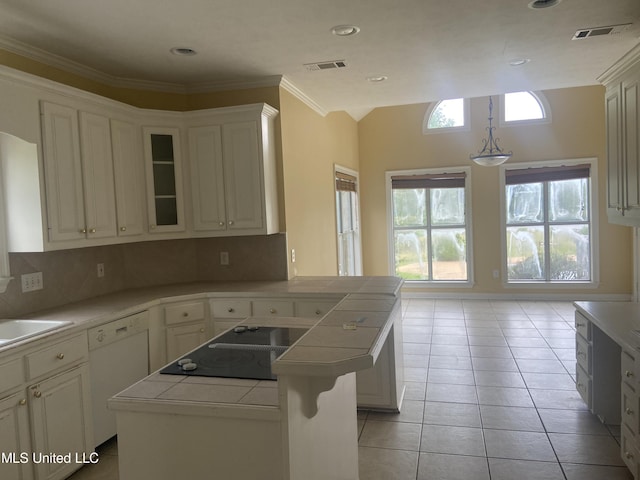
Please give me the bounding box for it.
[402,280,474,288]
[504,280,599,289]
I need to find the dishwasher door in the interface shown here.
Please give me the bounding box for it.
[89,313,149,447]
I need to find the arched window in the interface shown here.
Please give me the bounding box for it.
[423,98,470,134]
[501,91,550,125]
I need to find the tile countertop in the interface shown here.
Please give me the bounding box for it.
[574,301,640,352]
[110,293,401,413]
[0,276,403,355]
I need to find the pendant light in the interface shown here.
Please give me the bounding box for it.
[470,96,512,167]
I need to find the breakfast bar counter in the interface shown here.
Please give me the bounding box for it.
[107,280,404,480]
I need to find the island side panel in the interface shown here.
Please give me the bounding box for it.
[279,372,359,480]
[115,409,283,480]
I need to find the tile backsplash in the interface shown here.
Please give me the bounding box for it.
[0,234,288,317]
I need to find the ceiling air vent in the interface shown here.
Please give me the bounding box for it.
[304,60,348,71]
[572,23,631,40]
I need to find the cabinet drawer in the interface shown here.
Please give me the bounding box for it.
[622,425,640,478]
[575,312,591,341]
[576,363,592,408]
[575,336,592,374]
[622,382,640,436]
[623,349,638,390]
[295,300,337,318]
[252,300,294,317]
[210,299,251,318]
[26,333,88,380]
[165,302,206,325]
[0,357,25,394]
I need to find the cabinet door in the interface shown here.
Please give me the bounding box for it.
[111,119,145,236]
[78,111,117,239]
[143,127,185,233]
[0,391,33,480]
[606,86,623,219]
[166,322,208,361]
[29,364,93,480]
[40,102,86,242]
[222,121,264,231]
[188,125,227,231]
[623,75,640,219]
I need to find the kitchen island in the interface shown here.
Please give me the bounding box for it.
[109,285,403,480]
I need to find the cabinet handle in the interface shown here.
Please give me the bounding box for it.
[199,328,205,333]
[626,370,634,378]
[576,322,585,327]
[18,398,26,406]
[315,309,322,315]
[89,228,96,234]
[228,308,235,313]
[80,228,87,234]
[626,408,634,415]
[626,451,634,460]
[228,220,234,226]
[56,353,65,360]
[150,224,156,230]
[120,226,127,232]
[33,391,42,398]
[219,222,225,227]
[270,308,276,314]
[182,312,189,317]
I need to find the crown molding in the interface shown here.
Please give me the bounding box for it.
[597,41,640,85]
[279,76,328,117]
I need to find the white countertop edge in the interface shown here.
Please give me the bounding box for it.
[108,396,281,421]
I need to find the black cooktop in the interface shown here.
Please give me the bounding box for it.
[159,326,307,381]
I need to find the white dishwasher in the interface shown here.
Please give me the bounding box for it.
[88,311,149,447]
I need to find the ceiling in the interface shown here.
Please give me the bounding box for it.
[0,0,638,119]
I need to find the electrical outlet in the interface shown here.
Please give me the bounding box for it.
[220,252,229,265]
[21,272,43,292]
[97,263,105,278]
[492,269,500,279]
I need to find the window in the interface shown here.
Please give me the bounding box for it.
[423,98,469,133]
[335,167,362,276]
[501,91,550,125]
[501,160,597,284]
[387,168,472,283]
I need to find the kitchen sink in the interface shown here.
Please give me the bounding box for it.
[0,319,72,346]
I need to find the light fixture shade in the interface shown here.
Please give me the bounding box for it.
[470,96,513,167]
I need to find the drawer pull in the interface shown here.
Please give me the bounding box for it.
[18,398,26,406]
[626,408,634,415]
[228,220,234,226]
[270,309,276,314]
[315,309,322,315]
[199,328,205,333]
[56,353,65,360]
[626,451,634,460]
[626,370,635,378]
[228,308,234,313]
[182,312,189,317]
[120,226,127,232]
[33,391,41,398]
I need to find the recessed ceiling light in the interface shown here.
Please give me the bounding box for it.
[170,47,197,56]
[331,25,361,37]
[366,75,388,83]
[509,58,531,66]
[528,0,562,9]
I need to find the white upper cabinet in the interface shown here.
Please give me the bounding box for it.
[143,127,185,233]
[600,45,640,226]
[40,102,86,242]
[188,104,279,236]
[111,119,145,237]
[78,111,118,239]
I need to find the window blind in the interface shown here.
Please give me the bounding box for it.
[336,171,357,192]
[391,172,466,189]
[505,164,590,185]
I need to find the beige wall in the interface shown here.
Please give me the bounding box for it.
[279,89,359,277]
[358,86,633,296]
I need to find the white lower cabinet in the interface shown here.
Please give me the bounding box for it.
[0,390,33,480]
[29,363,93,480]
[164,300,210,361]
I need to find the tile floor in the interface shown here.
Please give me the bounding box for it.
[67,299,634,480]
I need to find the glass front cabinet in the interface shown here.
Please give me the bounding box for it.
[142,127,185,233]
